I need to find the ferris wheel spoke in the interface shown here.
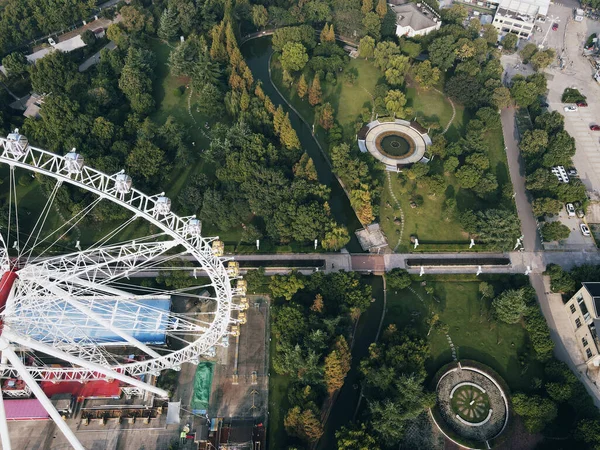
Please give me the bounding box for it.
[18,178,61,262]
[24,195,104,263]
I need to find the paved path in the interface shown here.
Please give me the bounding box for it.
[500,107,541,252]
[78,41,116,72]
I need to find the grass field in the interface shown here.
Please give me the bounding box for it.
[385,276,545,391]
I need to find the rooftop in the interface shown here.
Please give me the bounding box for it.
[390,2,439,31]
[496,0,550,20]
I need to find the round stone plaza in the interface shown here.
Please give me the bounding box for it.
[431,362,509,447]
[357,120,430,170]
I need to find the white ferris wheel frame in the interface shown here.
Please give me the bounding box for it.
[0,137,236,380]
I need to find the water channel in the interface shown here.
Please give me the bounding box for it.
[241,37,363,253]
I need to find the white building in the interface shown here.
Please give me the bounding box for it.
[492,0,550,39]
[564,283,600,366]
[390,1,442,38]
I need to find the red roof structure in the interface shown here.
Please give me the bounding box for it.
[41,379,121,400]
[4,399,49,420]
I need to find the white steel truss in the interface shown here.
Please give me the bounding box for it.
[0,136,235,382]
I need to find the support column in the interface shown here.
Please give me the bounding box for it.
[0,390,12,450]
[1,342,84,450]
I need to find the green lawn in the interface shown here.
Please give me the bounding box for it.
[385,276,545,391]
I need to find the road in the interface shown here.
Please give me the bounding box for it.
[501,105,600,406]
[78,41,116,72]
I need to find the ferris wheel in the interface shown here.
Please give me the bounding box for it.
[0,130,244,450]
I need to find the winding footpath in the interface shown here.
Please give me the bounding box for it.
[433,87,456,135]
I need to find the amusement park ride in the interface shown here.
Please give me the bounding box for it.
[0,130,245,449]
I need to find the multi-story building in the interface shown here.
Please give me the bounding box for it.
[491,0,550,39]
[564,283,600,365]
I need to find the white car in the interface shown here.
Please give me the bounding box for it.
[48,37,56,46]
[580,223,591,236]
[566,203,576,217]
[564,105,578,112]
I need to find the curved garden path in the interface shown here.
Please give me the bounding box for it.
[433,87,456,135]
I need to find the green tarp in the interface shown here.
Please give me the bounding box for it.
[191,361,214,413]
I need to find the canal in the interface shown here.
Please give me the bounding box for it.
[241,37,363,253]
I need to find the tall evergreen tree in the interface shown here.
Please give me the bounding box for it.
[158,8,179,41]
[309,75,322,106]
[297,74,308,99]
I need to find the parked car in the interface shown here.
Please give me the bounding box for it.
[564,105,578,112]
[568,168,579,177]
[552,23,559,31]
[48,37,56,46]
[566,203,576,217]
[577,101,588,107]
[580,223,591,236]
[577,209,585,218]
[590,125,600,131]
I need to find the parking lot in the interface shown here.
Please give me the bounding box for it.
[543,207,597,250]
[543,10,600,198]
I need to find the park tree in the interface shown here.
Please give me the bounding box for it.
[387,268,411,290]
[30,51,78,95]
[443,4,468,23]
[429,35,457,72]
[376,0,388,18]
[322,226,350,250]
[414,60,440,89]
[363,12,381,40]
[281,42,308,72]
[492,86,512,109]
[444,156,459,173]
[455,165,482,189]
[296,74,308,99]
[482,24,498,44]
[512,394,557,433]
[400,40,422,59]
[359,36,375,59]
[492,288,528,324]
[310,294,324,313]
[532,198,563,217]
[106,23,128,48]
[351,186,375,224]
[309,75,322,106]
[324,336,352,394]
[336,424,379,450]
[2,52,27,78]
[384,55,410,86]
[320,23,335,43]
[429,135,447,158]
[511,80,538,107]
[466,153,490,171]
[127,140,166,182]
[531,49,556,70]
[120,5,154,34]
[158,8,179,41]
[576,419,600,449]
[293,153,318,181]
[119,47,156,115]
[81,29,96,46]
[251,4,269,29]
[279,112,301,150]
[461,209,520,250]
[362,0,374,14]
[479,282,494,298]
[269,273,305,301]
[542,221,571,241]
[210,22,228,62]
[519,43,538,62]
[503,33,518,51]
[319,103,335,130]
[519,129,548,155]
[284,407,324,442]
[384,90,407,117]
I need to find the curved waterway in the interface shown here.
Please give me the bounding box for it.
[241,37,363,253]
